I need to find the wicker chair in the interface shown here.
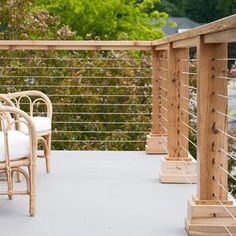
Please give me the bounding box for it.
[0,105,37,216]
[5,91,53,173]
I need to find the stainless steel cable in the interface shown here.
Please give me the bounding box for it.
[180,120,197,133]
[0,85,152,89]
[216,110,236,122]
[52,103,152,106]
[216,146,236,162]
[179,144,197,177]
[0,75,151,79]
[218,164,236,183]
[181,108,197,119]
[216,94,235,100]
[0,57,151,62]
[52,140,146,143]
[179,59,197,62]
[160,114,168,122]
[54,131,149,134]
[180,96,190,102]
[216,58,236,61]
[52,112,152,115]
[53,121,152,124]
[182,83,197,91]
[159,66,168,71]
[159,76,168,81]
[181,72,197,76]
[159,123,168,133]
[180,133,197,149]
[217,75,236,81]
[48,94,152,97]
[159,85,168,92]
[0,66,150,70]
[217,128,236,142]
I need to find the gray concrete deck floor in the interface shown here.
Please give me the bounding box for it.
[0,151,196,236]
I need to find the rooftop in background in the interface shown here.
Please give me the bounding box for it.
[0,151,195,236]
[163,17,202,36]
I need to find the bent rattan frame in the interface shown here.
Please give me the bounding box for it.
[5,91,53,173]
[0,105,37,216]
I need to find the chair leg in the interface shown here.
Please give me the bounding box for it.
[28,163,36,217]
[6,169,13,200]
[45,134,51,173]
[38,135,51,173]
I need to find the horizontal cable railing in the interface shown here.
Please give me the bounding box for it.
[0,52,152,150]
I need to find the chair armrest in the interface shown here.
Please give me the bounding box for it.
[0,94,18,129]
[0,105,37,162]
[0,94,15,107]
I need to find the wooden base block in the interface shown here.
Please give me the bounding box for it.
[193,197,233,206]
[145,134,167,154]
[159,158,197,183]
[185,199,236,236]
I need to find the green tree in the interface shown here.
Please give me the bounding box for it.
[156,0,236,23]
[33,0,170,40]
[0,0,75,39]
[181,0,221,23]
[154,0,185,17]
[216,0,236,19]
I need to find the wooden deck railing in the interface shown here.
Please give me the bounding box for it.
[0,13,236,235]
[150,14,236,236]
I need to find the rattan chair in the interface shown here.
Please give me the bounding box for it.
[0,105,37,216]
[5,91,53,173]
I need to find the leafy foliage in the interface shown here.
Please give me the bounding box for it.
[33,0,170,40]
[156,0,236,23]
[0,0,75,40]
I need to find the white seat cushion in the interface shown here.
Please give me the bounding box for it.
[0,130,30,161]
[19,117,51,134]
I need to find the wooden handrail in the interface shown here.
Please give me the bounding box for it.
[0,40,153,51]
[152,14,236,46]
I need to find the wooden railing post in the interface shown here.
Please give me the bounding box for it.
[159,43,197,183]
[146,49,167,154]
[185,36,236,235]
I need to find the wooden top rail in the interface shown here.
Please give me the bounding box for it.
[0,40,153,51]
[153,14,236,49]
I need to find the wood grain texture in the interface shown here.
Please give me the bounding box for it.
[204,28,236,43]
[151,50,162,134]
[0,40,152,51]
[167,44,189,159]
[196,36,228,201]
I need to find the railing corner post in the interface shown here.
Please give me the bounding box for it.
[159,43,197,184]
[186,36,236,235]
[146,49,167,154]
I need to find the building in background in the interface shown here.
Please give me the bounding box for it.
[163,17,201,36]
